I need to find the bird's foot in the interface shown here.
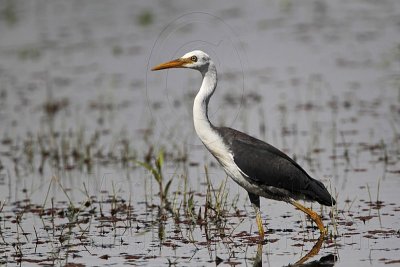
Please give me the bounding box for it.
[290,200,328,237]
[319,225,328,237]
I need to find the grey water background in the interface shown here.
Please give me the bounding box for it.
[0,0,399,266]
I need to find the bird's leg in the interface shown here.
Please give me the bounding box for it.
[289,200,327,236]
[249,193,265,239]
[254,205,265,239]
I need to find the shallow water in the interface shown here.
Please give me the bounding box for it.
[0,0,399,266]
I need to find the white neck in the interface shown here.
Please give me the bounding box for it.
[192,61,238,178]
[191,57,257,191]
[193,62,218,145]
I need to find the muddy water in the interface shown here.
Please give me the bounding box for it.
[0,0,399,266]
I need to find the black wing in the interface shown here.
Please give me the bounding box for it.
[217,127,335,206]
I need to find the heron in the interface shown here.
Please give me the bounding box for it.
[152,50,335,238]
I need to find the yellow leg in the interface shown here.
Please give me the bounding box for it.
[289,200,327,236]
[255,208,265,239]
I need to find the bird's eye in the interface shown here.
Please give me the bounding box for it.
[191,56,198,62]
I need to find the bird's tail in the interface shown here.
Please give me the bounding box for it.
[310,179,336,206]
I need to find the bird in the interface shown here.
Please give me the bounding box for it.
[152,50,336,238]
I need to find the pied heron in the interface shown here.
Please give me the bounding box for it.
[152,50,335,238]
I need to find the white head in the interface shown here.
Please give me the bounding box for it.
[152,50,212,74]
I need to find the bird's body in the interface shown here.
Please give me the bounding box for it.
[152,50,335,237]
[214,126,335,206]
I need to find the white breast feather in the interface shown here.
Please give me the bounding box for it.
[199,129,262,194]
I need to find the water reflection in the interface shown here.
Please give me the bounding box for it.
[252,244,262,267]
[291,236,326,266]
[251,235,337,266]
[295,254,337,267]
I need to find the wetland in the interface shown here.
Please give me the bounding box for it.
[0,0,399,266]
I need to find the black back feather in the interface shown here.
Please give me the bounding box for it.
[216,127,335,206]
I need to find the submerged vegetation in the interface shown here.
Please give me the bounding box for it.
[0,50,399,264]
[0,95,398,265]
[137,10,154,27]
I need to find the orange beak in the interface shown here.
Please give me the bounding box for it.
[151,58,188,71]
